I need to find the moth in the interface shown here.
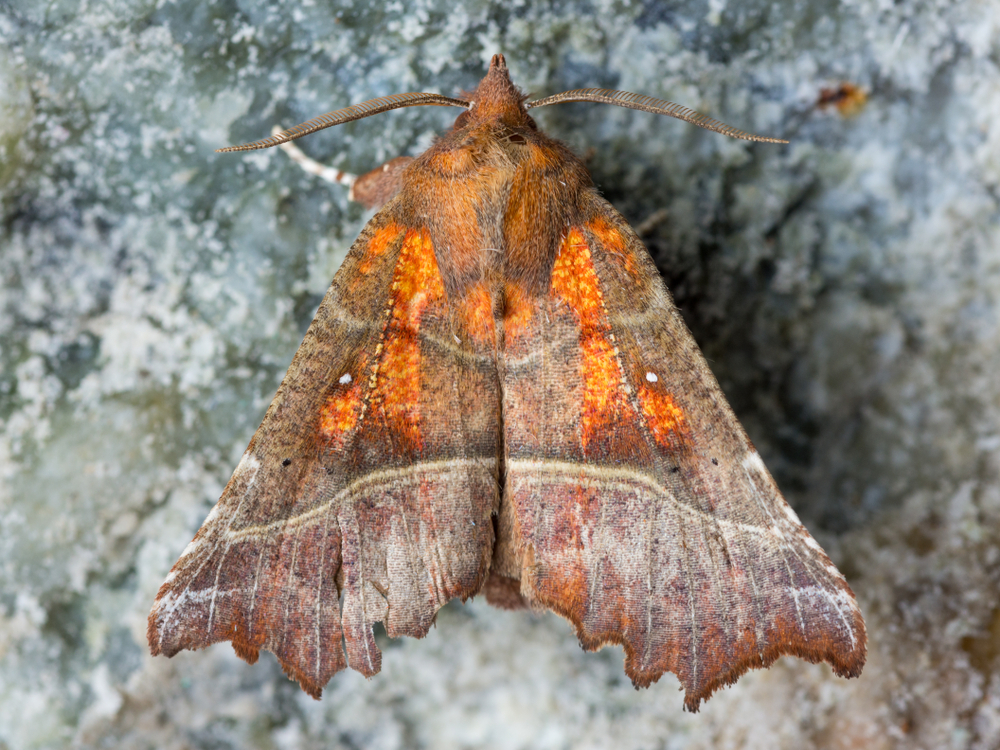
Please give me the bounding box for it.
[148,54,866,711]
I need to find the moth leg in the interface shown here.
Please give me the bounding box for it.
[271,125,357,188]
[271,125,412,211]
[634,207,669,236]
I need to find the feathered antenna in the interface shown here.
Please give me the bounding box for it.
[216,93,470,153]
[528,88,787,144]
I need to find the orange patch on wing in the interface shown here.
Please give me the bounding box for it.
[551,229,604,319]
[357,222,405,277]
[586,216,638,278]
[551,228,632,448]
[502,281,536,347]
[319,383,363,448]
[637,384,690,449]
[456,280,495,347]
[579,336,624,425]
[368,227,445,452]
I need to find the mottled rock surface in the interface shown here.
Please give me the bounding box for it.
[2,1,998,748]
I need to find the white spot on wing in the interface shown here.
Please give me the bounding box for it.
[233,451,261,479]
[801,531,825,553]
[339,372,352,385]
[180,536,204,559]
[743,449,809,530]
[742,450,767,475]
[645,371,658,383]
[781,501,804,525]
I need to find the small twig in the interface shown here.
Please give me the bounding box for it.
[636,208,670,236]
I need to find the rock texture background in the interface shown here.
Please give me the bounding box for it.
[2,1,999,748]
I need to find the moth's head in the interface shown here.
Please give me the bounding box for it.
[457,54,533,130]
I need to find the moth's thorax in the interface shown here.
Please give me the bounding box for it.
[399,52,595,306]
[403,123,591,303]
[418,119,555,180]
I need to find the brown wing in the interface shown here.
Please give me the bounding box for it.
[148,203,500,697]
[496,190,866,711]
